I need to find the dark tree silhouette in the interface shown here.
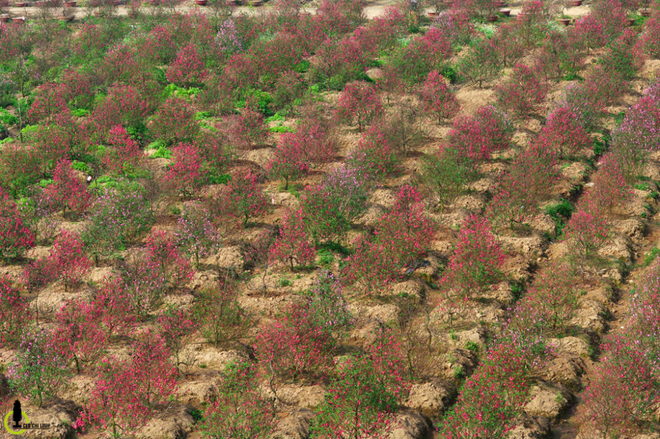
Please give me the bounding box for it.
[12,400,22,428]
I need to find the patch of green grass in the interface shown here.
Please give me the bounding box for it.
[72,108,89,117]
[279,278,291,287]
[318,249,334,266]
[71,160,90,174]
[153,147,172,159]
[318,241,352,256]
[269,124,295,133]
[644,247,660,266]
[0,108,18,126]
[208,173,232,185]
[465,341,479,352]
[266,113,286,123]
[545,199,575,238]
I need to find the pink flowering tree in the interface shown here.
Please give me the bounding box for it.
[347,125,398,180]
[577,335,660,438]
[0,277,31,349]
[419,70,460,124]
[227,104,269,150]
[335,81,383,132]
[562,206,609,271]
[0,188,35,261]
[149,98,199,145]
[441,214,505,299]
[343,185,436,294]
[222,168,269,227]
[7,327,72,407]
[254,301,335,381]
[163,143,207,199]
[42,159,92,220]
[439,343,535,437]
[269,208,316,270]
[53,298,108,374]
[102,125,144,175]
[145,230,194,289]
[166,42,208,88]
[447,105,514,160]
[537,107,593,158]
[266,134,310,190]
[48,231,92,292]
[495,63,548,120]
[582,152,634,218]
[75,330,178,437]
[93,280,137,340]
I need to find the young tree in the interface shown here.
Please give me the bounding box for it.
[53,298,108,374]
[441,214,505,299]
[48,231,92,292]
[419,145,476,212]
[221,168,269,227]
[166,42,208,88]
[447,105,514,160]
[175,201,222,265]
[266,134,310,190]
[0,277,31,349]
[495,63,548,120]
[335,81,383,132]
[76,330,178,437]
[199,360,276,439]
[7,327,72,407]
[192,281,251,348]
[42,159,92,220]
[457,38,500,88]
[163,143,207,199]
[156,306,199,372]
[487,143,560,229]
[419,70,460,124]
[149,98,199,145]
[269,208,316,270]
[0,188,35,261]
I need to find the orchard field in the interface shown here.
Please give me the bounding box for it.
[1,0,660,437]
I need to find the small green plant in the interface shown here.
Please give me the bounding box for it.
[318,249,334,266]
[199,363,207,368]
[266,113,286,123]
[269,123,295,133]
[195,111,212,120]
[153,147,173,159]
[189,408,204,423]
[545,199,575,238]
[71,160,90,174]
[279,278,291,287]
[465,341,479,352]
[72,108,89,117]
[453,365,465,379]
[644,247,660,266]
[450,330,458,341]
[169,206,181,215]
